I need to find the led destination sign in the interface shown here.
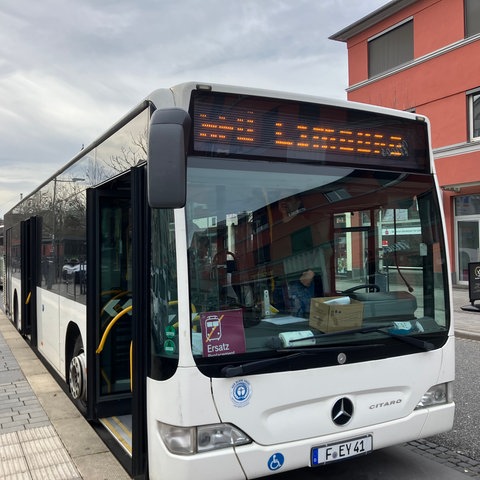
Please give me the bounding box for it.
[191,91,429,173]
[196,107,407,158]
[273,123,407,158]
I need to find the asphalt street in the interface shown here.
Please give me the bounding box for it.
[429,336,480,465]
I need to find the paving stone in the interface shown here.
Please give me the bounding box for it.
[0,455,29,477]
[17,425,57,441]
[0,442,24,460]
[407,440,480,478]
[25,419,52,428]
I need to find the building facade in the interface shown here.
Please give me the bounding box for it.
[331,0,480,286]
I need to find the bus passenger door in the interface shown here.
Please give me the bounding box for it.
[20,216,41,346]
[86,167,148,478]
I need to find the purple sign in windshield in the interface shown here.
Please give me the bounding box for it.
[201,309,246,357]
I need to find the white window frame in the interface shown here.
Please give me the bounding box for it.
[467,88,480,142]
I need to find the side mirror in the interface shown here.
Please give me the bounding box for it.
[148,108,191,208]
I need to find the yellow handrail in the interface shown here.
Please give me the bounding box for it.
[25,292,32,305]
[130,341,133,392]
[100,290,131,317]
[96,305,133,354]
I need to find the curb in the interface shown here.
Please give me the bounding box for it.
[455,330,480,342]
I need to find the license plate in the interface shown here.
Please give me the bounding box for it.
[311,435,372,466]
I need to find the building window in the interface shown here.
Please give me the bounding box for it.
[455,195,480,215]
[368,19,413,78]
[465,0,480,37]
[469,90,480,141]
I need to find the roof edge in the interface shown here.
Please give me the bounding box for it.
[330,0,417,42]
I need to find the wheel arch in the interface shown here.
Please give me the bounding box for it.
[65,321,83,380]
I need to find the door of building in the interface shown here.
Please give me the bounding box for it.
[456,219,480,284]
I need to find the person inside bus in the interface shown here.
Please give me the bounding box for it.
[270,268,324,319]
[288,269,324,318]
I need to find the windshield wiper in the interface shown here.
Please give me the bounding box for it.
[297,325,435,351]
[382,331,435,351]
[220,344,383,378]
[221,352,305,377]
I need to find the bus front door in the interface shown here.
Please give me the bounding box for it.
[86,168,148,478]
[20,216,40,346]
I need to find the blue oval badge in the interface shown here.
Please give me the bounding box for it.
[231,379,252,407]
[268,453,284,471]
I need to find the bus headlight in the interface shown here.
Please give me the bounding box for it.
[415,382,452,409]
[197,424,251,452]
[159,422,252,455]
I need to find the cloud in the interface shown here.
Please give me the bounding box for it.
[0,0,387,217]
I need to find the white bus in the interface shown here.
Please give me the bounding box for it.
[4,82,454,479]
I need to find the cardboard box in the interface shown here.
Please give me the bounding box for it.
[309,297,363,333]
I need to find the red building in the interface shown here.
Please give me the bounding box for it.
[331,0,480,286]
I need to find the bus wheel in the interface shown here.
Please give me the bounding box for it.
[69,336,87,413]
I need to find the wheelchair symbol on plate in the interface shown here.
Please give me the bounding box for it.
[268,452,284,471]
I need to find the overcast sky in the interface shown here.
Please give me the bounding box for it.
[0,0,388,218]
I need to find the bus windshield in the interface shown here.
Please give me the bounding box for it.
[182,156,449,375]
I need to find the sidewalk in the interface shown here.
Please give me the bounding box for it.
[0,311,130,480]
[1,288,480,479]
[451,286,480,341]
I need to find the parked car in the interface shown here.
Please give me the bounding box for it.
[62,260,87,283]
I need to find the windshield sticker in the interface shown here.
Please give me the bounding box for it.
[165,325,176,339]
[231,379,252,407]
[163,339,176,354]
[267,453,285,471]
[201,309,246,357]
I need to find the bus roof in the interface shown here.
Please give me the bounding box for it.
[6,82,428,216]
